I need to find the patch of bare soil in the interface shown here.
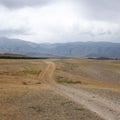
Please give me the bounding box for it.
[0,84,103,120]
[55,59,120,84]
[54,84,120,120]
[1,59,120,120]
[0,59,104,120]
[39,60,120,120]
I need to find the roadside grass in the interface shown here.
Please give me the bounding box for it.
[55,59,120,84]
[56,76,82,84]
[22,69,41,75]
[0,59,45,84]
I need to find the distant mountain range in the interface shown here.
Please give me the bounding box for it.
[0,37,120,58]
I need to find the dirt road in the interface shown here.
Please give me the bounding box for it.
[39,61,120,120]
[38,61,55,84]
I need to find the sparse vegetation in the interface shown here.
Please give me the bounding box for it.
[30,102,42,112]
[55,59,120,84]
[56,76,82,84]
[0,59,119,120]
[22,69,40,75]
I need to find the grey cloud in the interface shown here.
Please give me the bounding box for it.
[77,31,112,38]
[0,0,54,8]
[75,0,120,22]
[0,29,29,36]
[0,0,119,43]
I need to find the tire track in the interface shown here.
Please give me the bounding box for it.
[38,61,120,120]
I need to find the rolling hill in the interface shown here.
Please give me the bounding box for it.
[0,37,120,58]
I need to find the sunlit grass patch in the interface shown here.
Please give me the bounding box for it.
[22,69,41,75]
[56,76,82,84]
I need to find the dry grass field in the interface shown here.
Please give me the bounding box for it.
[55,59,120,88]
[54,59,120,120]
[0,59,120,120]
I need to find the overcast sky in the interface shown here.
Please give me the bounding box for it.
[0,0,120,43]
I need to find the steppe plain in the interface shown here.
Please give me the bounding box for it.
[0,59,120,120]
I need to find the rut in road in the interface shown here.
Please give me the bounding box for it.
[38,61,120,120]
[38,61,56,84]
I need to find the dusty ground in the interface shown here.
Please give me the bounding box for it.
[55,59,120,84]
[0,59,120,120]
[0,59,104,120]
[0,84,104,120]
[40,60,120,120]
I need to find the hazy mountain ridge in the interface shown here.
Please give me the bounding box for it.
[0,38,120,58]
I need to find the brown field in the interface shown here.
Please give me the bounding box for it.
[0,59,120,120]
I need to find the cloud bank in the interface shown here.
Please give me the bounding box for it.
[0,0,120,43]
[0,0,55,8]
